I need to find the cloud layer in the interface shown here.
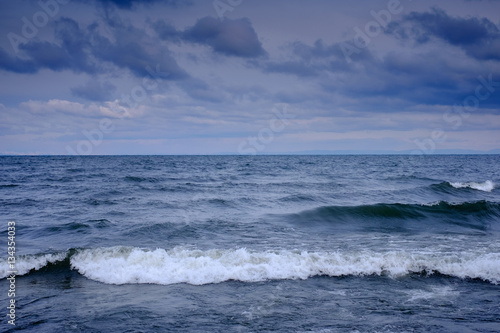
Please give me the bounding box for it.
[0,0,499,154]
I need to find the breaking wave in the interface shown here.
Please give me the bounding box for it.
[2,247,499,285]
[448,180,495,192]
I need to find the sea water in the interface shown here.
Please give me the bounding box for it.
[1,155,499,332]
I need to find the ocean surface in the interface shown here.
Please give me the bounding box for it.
[1,155,499,332]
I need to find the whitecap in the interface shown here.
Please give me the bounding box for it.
[69,246,500,285]
[449,180,494,192]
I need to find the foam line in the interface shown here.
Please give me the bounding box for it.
[69,247,500,285]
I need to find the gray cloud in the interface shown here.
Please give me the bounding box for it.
[91,23,187,80]
[151,20,182,44]
[153,16,267,58]
[0,17,187,82]
[258,39,369,78]
[71,78,116,101]
[178,77,225,103]
[253,8,500,110]
[0,47,37,73]
[386,7,500,61]
[264,61,319,77]
[76,0,190,10]
[1,0,499,154]
[182,17,266,58]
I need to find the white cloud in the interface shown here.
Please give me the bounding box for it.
[18,99,146,119]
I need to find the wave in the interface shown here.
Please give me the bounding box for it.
[2,247,499,285]
[278,194,319,203]
[0,252,67,277]
[0,184,19,188]
[85,198,118,206]
[43,220,113,234]
[425,180,495,195]
[124,176,161,183]
[448,180,495,192]
[286,201,500,232]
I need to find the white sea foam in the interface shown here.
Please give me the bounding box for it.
[0,252,67,278]
[69,247,500,285]
[405,285,460,302]
[449,180,495,192]
[2,247,499,285]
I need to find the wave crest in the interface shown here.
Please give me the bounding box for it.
[0,252,67,278]
[448,180,495,192]
[0,246,500,285]
[69,247,500,285]
[3,247,499,285]
[286,201,500,232]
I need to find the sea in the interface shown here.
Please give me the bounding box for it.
[1,155,499,332]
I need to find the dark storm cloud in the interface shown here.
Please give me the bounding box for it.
[152,16,267,58]
[91,21,187,80]
[0,17,95,74]
[20,41,76,71]
[76,0,190,9]
[260,41,496,109]
[252,9,500,110]
[0,13,264,87]
[12,18,97,74]
[71,78,116,101]
[318,48,500,110]
[387,8,500,61]
[0,47,37,73]
[53,17,95,70]
[182,17,266,58]
[0,16,187,81]
[324,52,461,103]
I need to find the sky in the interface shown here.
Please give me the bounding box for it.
[0,0,499,155]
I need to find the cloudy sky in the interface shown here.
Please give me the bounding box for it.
[0,0,499,154]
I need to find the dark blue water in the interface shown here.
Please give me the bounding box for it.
[1,155,500,332]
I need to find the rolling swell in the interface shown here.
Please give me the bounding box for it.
[286,201,500,232]
[1,246,499,285]
[0,184,19,188]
